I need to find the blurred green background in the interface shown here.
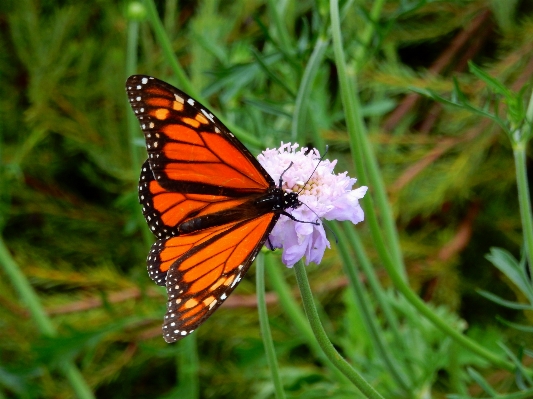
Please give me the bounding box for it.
[1,0,532,398]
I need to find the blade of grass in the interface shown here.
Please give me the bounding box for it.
[256,253,286,399]
[291,36,328,150]
[0,237,95,399]
[332,222,412,392]
[329,0,407,281]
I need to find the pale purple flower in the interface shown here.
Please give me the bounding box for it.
[257,143,368,267]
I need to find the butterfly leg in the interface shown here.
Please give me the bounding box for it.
[280,210,320,226]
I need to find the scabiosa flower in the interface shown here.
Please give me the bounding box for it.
[258,143,368,267]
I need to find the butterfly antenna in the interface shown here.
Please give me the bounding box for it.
[297,145,329,195]
[278,161,294,189]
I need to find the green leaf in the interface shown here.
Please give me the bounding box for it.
[476,289,533,310]
[467,366,498,396]
[468,61,511,97]
[485,247,533,303]
[496,317,533,333]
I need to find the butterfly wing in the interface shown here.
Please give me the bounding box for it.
[151,213,278,343]
[127,75,273,199]
[127,75,286,341]
[139,158,263,250]
[129,75,277,285]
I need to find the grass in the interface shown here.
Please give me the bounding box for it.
[1,0,533,398]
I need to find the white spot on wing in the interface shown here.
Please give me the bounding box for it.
[201,108,214,122]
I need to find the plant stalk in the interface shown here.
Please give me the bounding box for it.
[294,261,385,399]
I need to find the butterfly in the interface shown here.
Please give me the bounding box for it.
[126,75,302,343]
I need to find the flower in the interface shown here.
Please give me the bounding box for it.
[257,142,368,267]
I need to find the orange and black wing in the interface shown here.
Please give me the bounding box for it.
[148,213,278,342]
[127,75,274,236]
[126,75,285,342]
[138,158,258,246]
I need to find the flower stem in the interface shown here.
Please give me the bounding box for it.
[265,256,351,384]
[256,254,286,399]
[293,261,385,399]
[0,237,95,399]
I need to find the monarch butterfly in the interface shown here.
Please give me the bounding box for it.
[126,75,303,343]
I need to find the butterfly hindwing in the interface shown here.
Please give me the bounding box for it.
[146,219,244,286]
[162,213,277,343]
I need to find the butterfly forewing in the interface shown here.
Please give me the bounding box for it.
[139,158,261,243]
[126,75,273,195]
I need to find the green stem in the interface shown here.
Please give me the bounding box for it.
[331,0,516,374]
[126,17,141,170]
[142,0,262,149]
[513,144,533,278]
[178,333,199,399]
[387,256,514,371]
[293,261,385,399]
[513,88,533,276]
[0,237,95,399]
[329,0,406,281]
[143,0,197,98]
[265,256,350,385]
[353,0,387,70]
[332,223,412,391]
[256,254,286,399]
[266,0,293,57]
[291,36,328,150]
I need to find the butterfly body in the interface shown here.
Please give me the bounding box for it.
[127,75,301,342]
